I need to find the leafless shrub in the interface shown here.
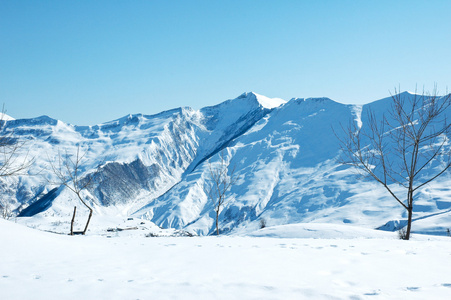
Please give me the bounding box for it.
[398,228,408,240]
[259,218,267,229]
[0,201,13,220]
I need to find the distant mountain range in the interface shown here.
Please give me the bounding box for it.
[2,92,451,236]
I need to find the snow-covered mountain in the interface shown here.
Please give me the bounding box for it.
[2,92,451,236]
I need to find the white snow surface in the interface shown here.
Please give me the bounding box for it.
[2,219,451,300]
[252,92,287,109]
[0,112,15,120]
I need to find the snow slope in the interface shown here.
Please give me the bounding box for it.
[0,112,15,121]
[2,92,451,237]
[136,93,451,236]
[3,92,280,220]
[2,219,451,300]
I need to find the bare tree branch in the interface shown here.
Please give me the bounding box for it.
[203,150,239,235]
[0,105,34,218]
[337,88,451,240]
[47,145,102,235]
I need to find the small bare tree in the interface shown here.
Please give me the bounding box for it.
[48,146,100,235]
[203,150,239,235]
[337,88,451,240]
[0,106,34,219]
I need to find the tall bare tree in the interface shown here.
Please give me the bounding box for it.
[48,146,100,235]
[337,88,451,240]
[0,106,34,218]
[204,150,239,235]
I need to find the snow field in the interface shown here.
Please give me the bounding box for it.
[2,220,451,299]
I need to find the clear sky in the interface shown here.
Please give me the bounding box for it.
[1,0,450,125]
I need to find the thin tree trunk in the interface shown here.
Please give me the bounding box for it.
[82,208,93,235]
[70,206,76,235]
[405,206,413,240]
[216,210,219,235]
[405,188,414,240]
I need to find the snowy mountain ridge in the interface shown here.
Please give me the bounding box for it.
[2,92,451,236]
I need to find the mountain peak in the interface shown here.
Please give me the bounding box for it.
[0,112,15,121]
[288,97,337,105]
[238,92,286,109]
[398,91,418,97]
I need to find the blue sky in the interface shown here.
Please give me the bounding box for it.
[1,1,450,125]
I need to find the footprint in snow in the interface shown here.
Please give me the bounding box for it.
[330,245,338,248]
[2,275,9,278]
[442,283,451,288]
[364,290,380,296]
[406,287,420,291]
[34,275,41,280]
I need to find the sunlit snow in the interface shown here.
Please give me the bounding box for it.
[2,219,451,299]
